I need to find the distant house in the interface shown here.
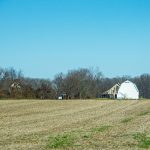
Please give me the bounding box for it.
[58,93,67,100]
[11,82,21,90]
[58,96,63,100]
[10,80,22,98]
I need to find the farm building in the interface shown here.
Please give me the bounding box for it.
[117,80,139,99]
[102,83,120,99]
[58,93,67,100]
[102,80,139,99]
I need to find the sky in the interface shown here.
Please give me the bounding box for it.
[0,0,150,79]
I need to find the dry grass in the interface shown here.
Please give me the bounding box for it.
[0,99,150,150]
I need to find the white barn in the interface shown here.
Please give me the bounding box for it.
[117,80,139,99]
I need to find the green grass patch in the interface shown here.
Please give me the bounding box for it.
[133,133,150,149]
[46,125,112,149]
[139,111,149,116]
[82,133,91,139]
[121,117,132,123]
[47,133,75,149]
[92,125,112,133]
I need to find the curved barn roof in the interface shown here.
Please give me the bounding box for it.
[117,80,139,99]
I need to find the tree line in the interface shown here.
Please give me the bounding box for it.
[0,67,150,99]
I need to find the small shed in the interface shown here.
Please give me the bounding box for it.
[102,83,120,99]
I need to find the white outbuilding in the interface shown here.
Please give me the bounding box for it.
[117,80,139,99]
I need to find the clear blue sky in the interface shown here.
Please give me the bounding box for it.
[0,0,150,79]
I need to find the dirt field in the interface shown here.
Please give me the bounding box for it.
[0,100,150,150]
